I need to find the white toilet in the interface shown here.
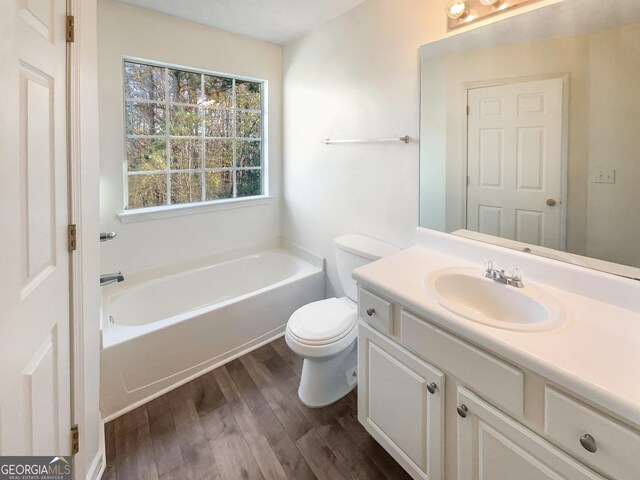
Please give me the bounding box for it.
[285,234,400,407]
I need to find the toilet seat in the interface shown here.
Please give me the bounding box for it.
[285,298,358,358]
[287,298,356,345]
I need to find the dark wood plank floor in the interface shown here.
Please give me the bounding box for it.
[102,336,411,480]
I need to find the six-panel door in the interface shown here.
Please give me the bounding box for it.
[467,77,565,250]
[0,0,72,456]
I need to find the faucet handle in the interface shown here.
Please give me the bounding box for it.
[512,267,522,281]
[483,259,496,279]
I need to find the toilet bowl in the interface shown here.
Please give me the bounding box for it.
[285,297,358,407]
[285,234,400,408]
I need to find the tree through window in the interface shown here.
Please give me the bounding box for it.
[123,60,265,209]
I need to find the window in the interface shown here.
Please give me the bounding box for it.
[123,60,265,210]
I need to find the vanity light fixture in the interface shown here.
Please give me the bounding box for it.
[447,0,532,30]
[447,0,469,20]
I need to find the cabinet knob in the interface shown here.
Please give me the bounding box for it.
[366,308,375,317]
[427,383,437,394]
[579,434,597,453]
[457,404,468,418]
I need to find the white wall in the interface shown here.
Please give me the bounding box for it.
[283,0,628,296]
[586,23,640,267]
[98,0,283,273]
[282,0,447,297]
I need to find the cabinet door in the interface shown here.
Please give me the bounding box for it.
[457,387,605,480]
[358,321,444,480]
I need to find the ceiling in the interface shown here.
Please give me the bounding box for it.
[115,0,366,45]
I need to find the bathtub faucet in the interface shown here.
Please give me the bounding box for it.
[100,231,117,242]
[100,272,124,287]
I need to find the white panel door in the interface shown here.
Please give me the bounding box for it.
[358,321,444,480]
[467,78,564,249]
[0,0,71,456]
[457,387,604,480]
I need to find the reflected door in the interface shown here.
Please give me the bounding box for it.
[466,78,564,249]
[0,0,71,455]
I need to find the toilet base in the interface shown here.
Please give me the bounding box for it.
[297,340,357,408]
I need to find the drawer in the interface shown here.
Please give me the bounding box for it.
[358,287,393,335]
[545,386,640,480]
[401,309,524,417]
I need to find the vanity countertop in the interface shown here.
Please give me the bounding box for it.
[353,243,640,429]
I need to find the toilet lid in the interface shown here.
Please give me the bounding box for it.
[288,298,357,344]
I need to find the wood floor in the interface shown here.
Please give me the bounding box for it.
[102,336,411,480]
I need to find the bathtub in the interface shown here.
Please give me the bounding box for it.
[100,244,324,419]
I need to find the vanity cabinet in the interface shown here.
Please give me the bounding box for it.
[358,321,445,480]
[457,387,604,480]
[356,285,637,480]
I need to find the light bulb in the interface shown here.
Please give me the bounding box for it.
[447,0,468,20]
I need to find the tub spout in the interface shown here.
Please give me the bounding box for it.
[100,272,124,287]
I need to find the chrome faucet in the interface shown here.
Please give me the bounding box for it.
[483,260,524,288]
[100,272,124,287]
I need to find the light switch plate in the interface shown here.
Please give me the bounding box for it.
[593,167,615,184]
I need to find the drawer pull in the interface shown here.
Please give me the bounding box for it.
[457,404,468,418]
[427,382,437,394]
[366,308,375,317]
[579,434,597,453]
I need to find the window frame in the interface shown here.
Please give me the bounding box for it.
[120,57,269,217]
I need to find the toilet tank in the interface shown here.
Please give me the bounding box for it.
[334,234,400,301]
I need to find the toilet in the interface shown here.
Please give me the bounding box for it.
[285,234,400,407]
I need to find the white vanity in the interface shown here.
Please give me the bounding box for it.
[353,229,640,480]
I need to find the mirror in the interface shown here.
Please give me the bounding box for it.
[419,0,640,278]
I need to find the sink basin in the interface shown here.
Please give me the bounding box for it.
[425,268,564,331]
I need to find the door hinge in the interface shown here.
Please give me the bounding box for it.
[466,105,470,116]
[70,425,79,455]
[68,224,77,252]
[66,15,75,43]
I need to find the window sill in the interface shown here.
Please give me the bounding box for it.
[118,195,273,224]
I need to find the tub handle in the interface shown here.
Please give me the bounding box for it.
[100,232,117,242]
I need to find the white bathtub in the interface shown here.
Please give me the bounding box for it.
[100,245,324,419]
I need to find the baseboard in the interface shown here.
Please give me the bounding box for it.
[85,450,105,480]
[102,328,286,423]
